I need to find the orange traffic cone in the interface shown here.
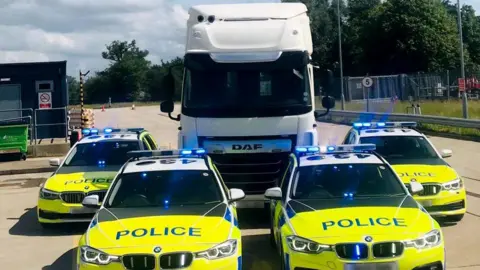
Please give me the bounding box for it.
[131,104,135,110]
[101,105,105,112]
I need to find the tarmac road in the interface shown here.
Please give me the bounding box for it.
[0,106,479,269]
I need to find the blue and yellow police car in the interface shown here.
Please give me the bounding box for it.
[265,144,445,270]
[37,127,157,228]
[77,148,245,270]
[343,121,467,222]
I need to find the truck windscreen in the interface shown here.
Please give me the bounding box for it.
[182,51,312,118]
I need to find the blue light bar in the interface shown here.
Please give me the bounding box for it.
[353,121,417,129]
[111,128,145,133]
[90,128,99,134]
[295,144,376,156]
[82,129,91,135]
[127,148,207,159]
[104,128,113,133]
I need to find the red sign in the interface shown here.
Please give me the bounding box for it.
[38,92,52,109]
[458,78,465,92]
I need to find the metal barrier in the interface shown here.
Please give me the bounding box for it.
[33,107,69,143]
[316,109,480,129]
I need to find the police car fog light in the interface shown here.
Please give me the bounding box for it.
[195,239,237,260]
[286,235,331,254]
[404,229,441,249]
[442,179,462,190]
[80,246,119,265]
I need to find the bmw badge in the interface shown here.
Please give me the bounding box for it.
[364,236,373,242]
[153,246,162,253]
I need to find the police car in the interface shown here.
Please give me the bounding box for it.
[77,148,245,270]
[37,127,157,228]
[265,144,445,270]
[343,121,467,222]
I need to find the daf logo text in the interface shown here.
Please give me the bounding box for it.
[232,144,263,150]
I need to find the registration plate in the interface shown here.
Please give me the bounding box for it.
[344,262,398,270]
[420,200,433,207]
[69,207,97,214]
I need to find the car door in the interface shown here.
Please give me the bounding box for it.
[272,156,295,246]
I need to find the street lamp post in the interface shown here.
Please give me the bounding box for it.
[457,0,468,118]
[337,0,345,110]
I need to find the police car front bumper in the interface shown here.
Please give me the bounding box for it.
[414,188,467,217]
[285,244,445,270]
[38,198,97,224]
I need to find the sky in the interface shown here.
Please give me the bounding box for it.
[0,0,479,76]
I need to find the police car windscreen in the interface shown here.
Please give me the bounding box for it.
[105,170,222,208]
[63,141,140,167]
[291,164,406,199]
[360,136,438,162]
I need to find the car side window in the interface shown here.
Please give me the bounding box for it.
[343,130,353,144]
[142,139,151,150]
[349,132,357,144]
[144,134,158,149]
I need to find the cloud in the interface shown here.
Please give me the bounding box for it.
[0,0,277,76]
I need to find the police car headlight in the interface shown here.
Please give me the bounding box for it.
[442,179,463,190]
[80,246,119,265]
[195,239,237,260]
[39,188,61,200]
[404,229,442,249]
[286,235,331,254]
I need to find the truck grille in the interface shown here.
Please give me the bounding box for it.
[405,183,441,196]
[122,255,155,270]
[159,252,194,269]
[60,190,107,204]
[372,242,404,258]
[335,243,369,260]
[209,152,290,194]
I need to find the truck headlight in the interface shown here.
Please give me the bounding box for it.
[39,188,61,200]
[286,235,332,254]
[80,246,119,265]
[442,179,463,190]
[404,230,442,249]
[195,239,237,260]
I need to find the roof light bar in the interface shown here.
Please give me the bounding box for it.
[352,121,417,129]
[295,144,376,156]
[127,148,207,159]
[81,127,144,137]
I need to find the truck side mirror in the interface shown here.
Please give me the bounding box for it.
[160,100,174,113]
[322,96,335,109]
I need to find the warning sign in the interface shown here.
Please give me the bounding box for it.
[38,92,52,109]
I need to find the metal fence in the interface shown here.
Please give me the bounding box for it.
[0,107,69,145]
[329,70,480,102]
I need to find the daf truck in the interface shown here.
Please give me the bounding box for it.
[160,3,335,206]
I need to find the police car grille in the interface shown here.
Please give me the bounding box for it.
[372,242,404,258]
[122,255,155,270]
[60,190,108,204]
[405,184,441,196]
[159,252,193,269]
[209,153,290,194]
[87,190,108,202]
[335,243,369,259]
[60,192,84,204]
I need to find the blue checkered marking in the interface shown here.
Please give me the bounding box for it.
[285,253,290,270]
[89,216,98,228]
[224,207,239,228]
[237,256,242,270]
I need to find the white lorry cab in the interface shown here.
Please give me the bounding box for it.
[160,3,335,205]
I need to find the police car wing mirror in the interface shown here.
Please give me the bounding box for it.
[440,149,452,158]
[409,181,424,195]
[49,158,60,167]
[264,187,282,200]
[229,188,246,203]
[82,195,101,209]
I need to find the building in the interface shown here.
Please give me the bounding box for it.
[0,61,68,139]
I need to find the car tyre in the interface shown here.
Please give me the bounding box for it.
[447,214,464,223]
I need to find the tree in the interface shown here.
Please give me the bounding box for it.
[101,40,149,62]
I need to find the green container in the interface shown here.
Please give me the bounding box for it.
[0,124,28,157]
